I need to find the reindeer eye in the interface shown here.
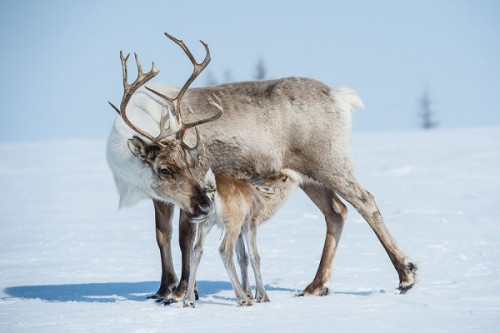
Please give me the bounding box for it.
[159,168,172,176]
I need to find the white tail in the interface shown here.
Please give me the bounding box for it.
[332,87,365,111]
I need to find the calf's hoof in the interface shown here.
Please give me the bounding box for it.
[256,293,270,303]
[237,297,252,307]
[183,300,196,308]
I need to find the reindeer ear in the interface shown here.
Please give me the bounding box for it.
[204,168,217,191]
[255,185,276,195]
[127,136,148,160]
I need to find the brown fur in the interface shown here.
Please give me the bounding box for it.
[183,171,297,307]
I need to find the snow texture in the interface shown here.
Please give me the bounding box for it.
[1,127,499,332]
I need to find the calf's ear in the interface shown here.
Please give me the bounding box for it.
[255,185,276,195]
[204,168,217,191]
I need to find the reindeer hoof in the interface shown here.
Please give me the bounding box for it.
[160,297,178,305]
[397,284,414,294]
[398,261,418,294]
[148,289,172,300]
[238,298,252,307]
[148,293,161,300]
[183,300,196,308]
[162,283,188,305]
[407,262,416,271]
[298,285,331,297]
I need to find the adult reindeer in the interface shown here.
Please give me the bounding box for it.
[107,33,417,304]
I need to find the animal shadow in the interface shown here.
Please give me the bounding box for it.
[3,280,252,303]
[4,281,379,303]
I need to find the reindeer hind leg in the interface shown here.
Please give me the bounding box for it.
[331,173,417,292]
[235,232,253,299]
[243,225,269,303]
[299,183,347,296]
[219,226,252,306]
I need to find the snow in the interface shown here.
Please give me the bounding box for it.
[1,127,499,332]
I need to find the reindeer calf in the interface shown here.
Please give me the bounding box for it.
[184,169,299,307]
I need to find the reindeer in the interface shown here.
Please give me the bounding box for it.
[184,169,299,307]
[107,33,417,304]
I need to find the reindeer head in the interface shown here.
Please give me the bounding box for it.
[109,33,223,216]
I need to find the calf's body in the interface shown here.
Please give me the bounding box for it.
[184,170,298,307]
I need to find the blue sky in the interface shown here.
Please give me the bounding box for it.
[1,0,499,142]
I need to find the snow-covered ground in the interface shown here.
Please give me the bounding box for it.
[1,127,499,332]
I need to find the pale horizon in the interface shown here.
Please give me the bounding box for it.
[1,0,498,142]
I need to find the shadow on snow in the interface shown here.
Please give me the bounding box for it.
[3,281,298,303]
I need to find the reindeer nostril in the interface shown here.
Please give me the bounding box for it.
[196,197,212,214]
[200,203,211,214]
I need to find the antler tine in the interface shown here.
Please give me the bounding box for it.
[178,94,224,165]
[108,51,132,114]
[181,127,204,165]
[156,105,178,141]
[145,86,175,103]
[181,94,224,131]
[120,51,130,90]
[143,86,182,140]
[108,50,161,144]
[163,33,211,123]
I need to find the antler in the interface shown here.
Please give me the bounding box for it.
[108,51,173,145]
[109,34,223,164]
[179,94,224,164]
[145,33,223,158]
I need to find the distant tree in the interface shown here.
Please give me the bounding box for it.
[206,59,265,86]
[254,58,266,80]
[223,70,233,83]
[205,69,234,85]
[418,88,438,129]
[205,70,218,86]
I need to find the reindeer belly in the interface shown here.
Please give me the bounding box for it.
[205,140,282,182]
